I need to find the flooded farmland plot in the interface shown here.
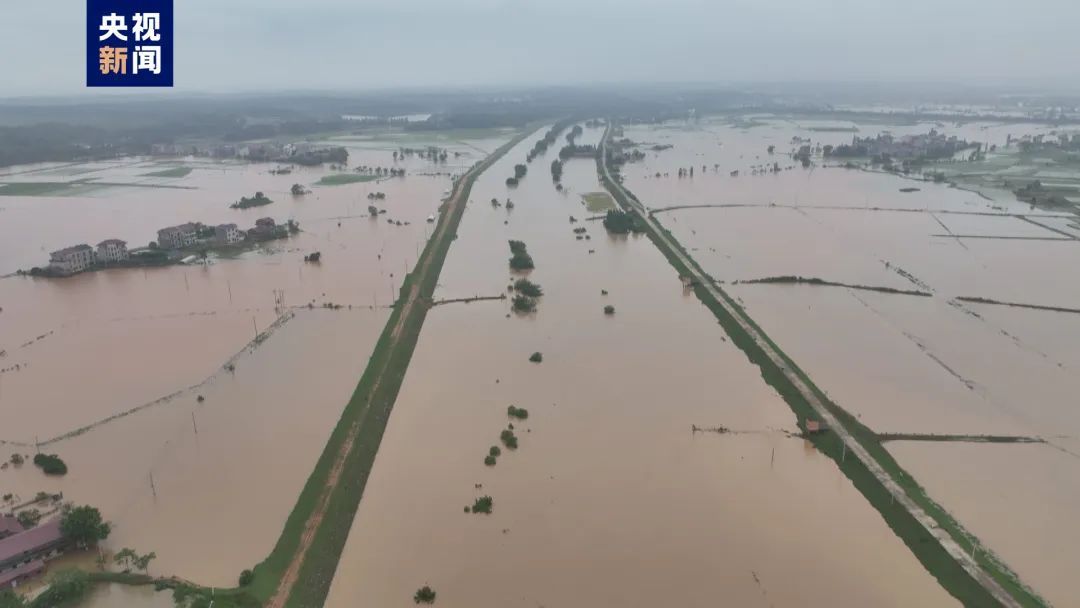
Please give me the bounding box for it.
[0,130,513,585]
[619,117,1080,606]
[323,125,956,608]
[887,441,1080,608]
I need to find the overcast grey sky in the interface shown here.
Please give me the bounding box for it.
[1,0,1076,96]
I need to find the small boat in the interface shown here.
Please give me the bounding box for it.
[426,215,436,223]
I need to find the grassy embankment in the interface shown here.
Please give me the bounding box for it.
[0,180,194,196]
[596,134,1046,608]
[736,275,932,297]
[956,296,1080,315]
[315,174,379,186]
[141,166,193,178]
[247,126,538,608]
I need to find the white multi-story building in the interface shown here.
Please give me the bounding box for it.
[214,223,245,245]
[157,223,199,249]
[95,239,129,263]
[48,244,95,274]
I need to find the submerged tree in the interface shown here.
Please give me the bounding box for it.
[60,505,111,548]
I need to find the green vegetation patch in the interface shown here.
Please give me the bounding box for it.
[507,405,529,420]
[0,182,75,196]
[33,453,68,476]
[582,191,616,212]
[316,174,379,186]
[468,496,493,514]
[141,166,192,178]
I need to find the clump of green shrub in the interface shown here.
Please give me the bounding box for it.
[602,209,643,234]
[514,278,543,297]
[512,295,536,313]
[507,405,529,420]
[33,453,67,476]
[528,352,542,363]
[469,496,494,514]
[239,569,254,586]
[484,455,497,466]
[604,305,616,315]
[414,585,437,604]
[500,429,518,450]
[489,446,502,457]
[508,240,535,270]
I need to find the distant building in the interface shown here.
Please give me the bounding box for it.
[214,223,245,245]
[157,223,199,249]
[0,518,69,585]
[48,244,95,275]
[96,239,129,263]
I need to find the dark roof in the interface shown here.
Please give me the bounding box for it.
[0,559,44,587]
[0,518,62,564]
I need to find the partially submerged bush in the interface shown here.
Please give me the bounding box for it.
[514,278,543,297]
[489,446,502,457]
[509,253,534,270]
[239,569,254,587]
[33,453,67,476]
[469,496,494,514]
[528,352,542,363]
[484,455,497,466]
[507,405,529,420]
[512,295,536,313]
[602,209,643,234]
[604,305,616,315]
[414,585,437,604]
[500,430,518,450]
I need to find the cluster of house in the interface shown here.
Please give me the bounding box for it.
[826,130,972,160]
[0,516,68,589]
[156,217,283,249]
[45,218,289,276]
[47,239,131,275]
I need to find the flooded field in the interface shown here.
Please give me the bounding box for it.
[888,441,1080,608]
[323,125,956,607]
[0,129,513,585]
[619,117,1080,605]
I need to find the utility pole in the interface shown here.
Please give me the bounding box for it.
[191,412,198,435]
[149,472,157,499]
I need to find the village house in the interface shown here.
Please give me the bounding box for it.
[47,244,95,275]
[157,223,199,250]
[214,223,245,245]
[0,518,69,588]
[95,239,129,264]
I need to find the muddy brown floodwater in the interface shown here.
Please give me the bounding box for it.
[0,132,512,585]
[888,441,1080,608]
[323,124,955,607]
[618,118,1080,606]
